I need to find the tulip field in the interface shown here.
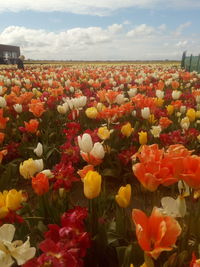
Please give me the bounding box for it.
[1,63,200,267]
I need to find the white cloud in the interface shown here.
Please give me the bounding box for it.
[107,24,123,34]
[127,24,155,37]
[174,21,191,36]
[0,0,200,16]
[0,24,199,60]
[176,40,188,48]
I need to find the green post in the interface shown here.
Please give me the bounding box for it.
[197,54,200,73]
[181,51,186,69]
[189,54,193,72]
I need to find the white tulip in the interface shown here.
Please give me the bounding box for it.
[156,90,164,99]
[128,88,137,97]
[141,107,150,119]
[57,104,67,114]
[34,142,43,157]
[34,159,44,173]
[180,117,190,130]
[0,97,6,108]
[90,142,105,159]
[180,106,186,114]
[116,94,125,105]
[172,90,182,100]
[13,104,22,113]
[78,133,93,153]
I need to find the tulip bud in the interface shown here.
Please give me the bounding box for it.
[57,104,68,114]
[156,90,164,99]
[90,142,105,159]
[172,90,181,100]
[186,108,196,122]
[141,107,150,119]
[83,170,102,199]
[115,184,131,208]
[34,159,44,173]
[13,104,22,113]
[78,133,93,153]
[128,88,137,97]
[0,97,6,108]
[138,131,147,145]
[34,142,43,157]
[85,107,98,119]
[41,169,54,178]
[121,122,134,137]
[97,126,111,140]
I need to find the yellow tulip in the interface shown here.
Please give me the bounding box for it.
[5,189,23,211]
[98,126,111,140]
[186,108,196,122]
[83,170,102,199]
[138,131,147,145]
[166,105,174,115]
[148,114,157,124]
[155,98,164,107]
[121,122,134,137]
[115,184,131,208]
[19,158,38,179]
[85,107,98,119]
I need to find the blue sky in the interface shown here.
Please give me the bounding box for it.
[0,0,199,60]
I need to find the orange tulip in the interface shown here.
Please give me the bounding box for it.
[32,173,49,196]
[0,109,9,129]
[132,145,178,191]
[132,207,182,259]
[179,156,200,189]
[29,99,45,117]
[159,117,172,129]
[24,119,39,133]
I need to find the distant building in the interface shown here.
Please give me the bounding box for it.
[0,44,20,64]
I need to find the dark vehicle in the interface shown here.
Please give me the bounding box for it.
[0,44,20,64]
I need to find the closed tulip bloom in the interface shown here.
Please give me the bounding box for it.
[121,122,134,137]
[85,107,98,119]
[156,90,164,99]
[166,105,174,115]
[90,142,105,159]
[186,108,196,122]
[97,126,111,140]
[138,131,147,145]
[180,117,190,130]
[19,158,38,179]
[0,97,6,108]
[172,90,182,100]
[78,133,93,153]
[34,142,43,157]
[115,184,131,208]
[34,159,44,173]
[141,107,150,119]
[5,189,23,211]
[32,173,49,196]
[13,104,22,113]
[83,170,102,199]
[57,104,68,114]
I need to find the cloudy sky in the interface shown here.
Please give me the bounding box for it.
[0,0,199,60]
